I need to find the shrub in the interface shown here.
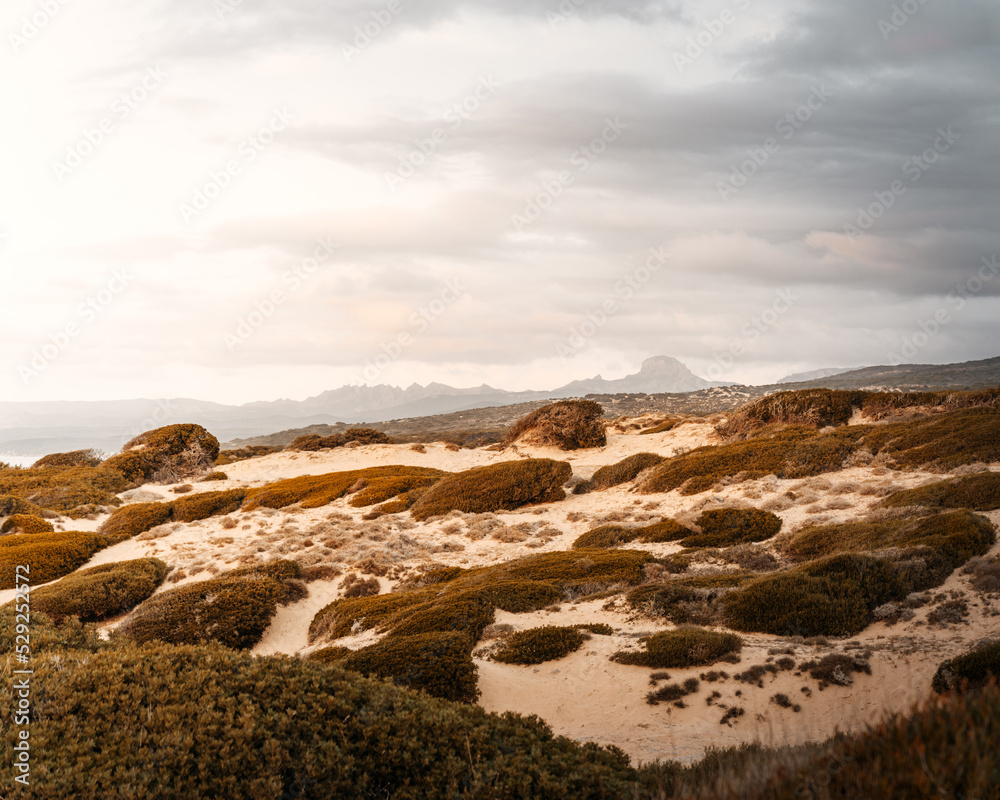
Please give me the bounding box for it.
[410,459,572,520]
[344,427,393,445]
[799,653,872,687]
[0,530,105,590]
[199,471,229,482]
[0,513,55,534]
[170,488,247,521]
[288,433,346,451]
[119,560,303,650]
[933,640,1000,694]
[114,423,221,483]
[718,390,869,438]
[99,502,172,544]
[640,419,682,435]
[589,453,666,491]
[647,677,700,705]
[882,472,1000,511]
[573,518,692,549]
[33,449,103,469]
[347,468,448,507]
[504,400,607,450]
[682,508,783,548]
[29,558,168,623]
[610,628,743,669]
[626,576,750,626]
[0,495,43,518]
[0,462,128,512]
[861,406,1000,470]
[215,445,282,465]
[244,466,444,512]
[0,643,636,798]
[492,626,587,665]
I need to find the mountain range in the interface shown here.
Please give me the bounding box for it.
[1,355,998,458]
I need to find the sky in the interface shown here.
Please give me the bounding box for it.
[2,0,998,404]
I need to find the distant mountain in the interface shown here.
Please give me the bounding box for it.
[554,356,720,395]
[782,356,1000,392]
[776,367,854,384]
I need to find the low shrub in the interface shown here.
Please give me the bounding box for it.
[288,433,346,451]
[861,406,1000,470]
[626,576,750,626]
[33,449,103,469]
[933,640,1000,694]
[99,502,172,544]
[0,513,55,534]
[640,419,682,435]
[113,423,221,483]
[882,472,1000,511]
[504,400,607,450]
[647,677,700,706]
[410,459,572,520]
[681,508,782,548]
[245,466,444,512]
[799,653,872,687]
[0,462,128,512]
[492,626,587,665]
[0,642,637,798]
[170,488,247,522]
[0,494,43,518]
[347,468,448,507]
[0,530,105,590]
[198,471,229,482]
[573,519,691,549]
[345,427,393,445]
[610,628,743,669]
[215,445,282,465]
[29,558,168,622]
[588,453,666,491]
[119,560,303,650]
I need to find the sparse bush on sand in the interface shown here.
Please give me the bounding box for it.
[933,640,1000,694]
[505,400,607,450]
[492,625,587,665]
[611,628,743,669]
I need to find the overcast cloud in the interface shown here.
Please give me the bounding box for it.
[1,0,998,403]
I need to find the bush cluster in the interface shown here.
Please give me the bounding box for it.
[626,575,750,626]
[586,452,667,491]
[0,462,128,512]
[682,508,782,548]
[882,471,1000,511]
[215,445,282,465]
[119,560,304,650]
[933,640,1000,694]
[107,423,221,484]
[0,513,55,534]
[492,625,587,665]
[610,628,744,669]
[288,427,393,451]
[29,558,168,623]
[32,449,103,469]
[573,519,692,549]
[0,642,637,799]
[410,458,571,520]
[0,530,105,590]
[504,400,607,450]
[0,494,43,518]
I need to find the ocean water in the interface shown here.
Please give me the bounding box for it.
[0,455,40,468]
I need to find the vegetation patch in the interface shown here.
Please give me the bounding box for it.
[626,575,751,626]
[0,530,105,590]
[348,468,448,507]
[28,558,168,623]
[573,519,691,549]
[799,653,872,687]
[504,400,607,450]
[33,449,103,469]
[681,508,782,548]
[933,640,1000,694]
[647,677,700,706]
[0,513,55,534]
[882,472,1000,511]
[0,642,636,798]
[99,502,173,543]
[492,625,587,665]
[410,459,571,520]
[0,495,44,518]
[107,423,221,484]
[0,462,128,513]
[215,445,282,465]
[119,560,304,650]
[288,427,393,451]
[610,628,743,669]
[587,452,667,492]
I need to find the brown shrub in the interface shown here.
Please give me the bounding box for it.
[504,400,606,450]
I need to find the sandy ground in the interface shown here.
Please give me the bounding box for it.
[4,421,999,765]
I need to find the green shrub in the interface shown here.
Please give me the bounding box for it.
[33,449,103,469]
[682,508,783,548]
[119,560,302,650]
[0,642,636,798]
[588,453,666,491]
[611,628,743,669]
[504,400,607,450]
[493,626,587,665]
[244,466,444,512]
[882,472,1000,511]
[410,459,572,520]
[0,513,55,534]
[0,530,105,590]
[933,640,1000,694]
[99,502,172,543]
[573,519,692,549]
[341,631,480,703]
[29,558,168,622]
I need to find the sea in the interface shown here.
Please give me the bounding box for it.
[0,455,41,468]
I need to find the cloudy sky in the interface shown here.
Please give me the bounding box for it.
[2,0,998,404]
